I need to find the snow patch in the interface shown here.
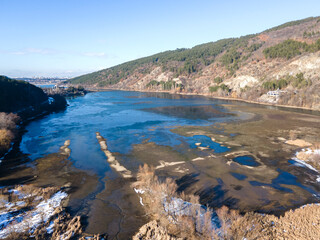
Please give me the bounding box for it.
[292,158,318,172]
[139,197,144,206]
[46,221,55,234]
[291,148,320,183]
[0,191,67,239]
[192,157,205,162]
[134,188,145,194]
[48,97,55,104]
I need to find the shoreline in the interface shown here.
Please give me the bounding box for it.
[2,87,320,238]
[85,86,320,114]
[0,97,68,160]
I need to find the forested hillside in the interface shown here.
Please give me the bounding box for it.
[0,76,68,157]
[0,76,48,112]
[68,16,320,110]
[0,76,68,114]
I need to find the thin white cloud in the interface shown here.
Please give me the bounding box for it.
[83,52,106,57]
[10,48,57,55]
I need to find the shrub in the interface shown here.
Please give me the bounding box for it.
[136,164,320,239]
[221,49,241,67]
[291,73,311,88]
[135,164,241,239]
[146,80,159,88]
[262,79,288,90]
[263,39,305,59]
[263,73,310,91]
[246,43,263,52]
[209,86,220,92]
[209,84,230,93]
[0,113,19,153]
[214,77,223,84]
[0,113,20,130]
[0,129,14,151]
[263,39,320,59]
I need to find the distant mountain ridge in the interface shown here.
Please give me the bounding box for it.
[68,16,320,110]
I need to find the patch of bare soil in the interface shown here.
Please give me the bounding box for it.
[286,139,313,147]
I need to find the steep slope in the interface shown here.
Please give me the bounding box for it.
[69,16,320,110]
[0,76,67,114]
[0,76,48,112]
[0,76,68,157]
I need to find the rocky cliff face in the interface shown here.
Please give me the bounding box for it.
[70,17,320,110]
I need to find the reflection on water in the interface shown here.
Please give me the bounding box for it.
[2,90,319,215]
[233,155,260,167]
[186,135,229,153]
[143,105,233,120]
[19,91,234,174]
[230,172,248,181]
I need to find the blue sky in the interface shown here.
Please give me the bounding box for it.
[0,0,319,78]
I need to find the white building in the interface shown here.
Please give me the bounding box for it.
[267,88,287,97]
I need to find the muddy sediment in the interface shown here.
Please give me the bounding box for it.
[0,136,148,239]
[123,104,320,215]
[1,92,320,238]
[87,132,148,238]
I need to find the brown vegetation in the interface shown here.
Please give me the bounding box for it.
[69,17,320,110]
[134,164,320,240]
[0,113,20,130]
[0,113,20,154]
[134,164,236,239]
[0,129,14,152]
[296,144,320,171]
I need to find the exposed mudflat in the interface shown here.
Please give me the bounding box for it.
[1,91,320,238]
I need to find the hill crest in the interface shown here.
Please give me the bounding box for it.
[68,16,320,110]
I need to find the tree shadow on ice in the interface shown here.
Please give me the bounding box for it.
[195,178,239,209]
[175,173,200,193]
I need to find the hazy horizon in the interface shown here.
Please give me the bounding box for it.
[1,0,320,78]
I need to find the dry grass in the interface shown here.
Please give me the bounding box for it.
[135,164,320,240]
[5,231,29,240]
[135,164,233,239]
[0,113,20,153]
[296,143,320,171]
[0,129,14,151]
[0,113,20,130]
[310,152,320,170]
[289,130,297,140]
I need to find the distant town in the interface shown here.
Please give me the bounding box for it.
[14,77,70,87]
